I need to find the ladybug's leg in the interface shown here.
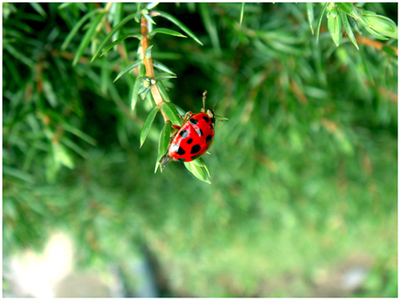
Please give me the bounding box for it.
[182,111,193,123]
[170,125,181,140]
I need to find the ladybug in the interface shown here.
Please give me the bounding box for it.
[160,91,215,170]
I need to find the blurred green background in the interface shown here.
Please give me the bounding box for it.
[3,2,398,297]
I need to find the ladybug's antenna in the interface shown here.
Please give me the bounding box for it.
[202,90,207,112]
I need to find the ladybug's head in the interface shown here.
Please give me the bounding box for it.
[206,109,215,125]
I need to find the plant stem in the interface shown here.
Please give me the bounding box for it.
[141,16,168,122]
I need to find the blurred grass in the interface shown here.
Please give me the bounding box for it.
[3,2,398,297]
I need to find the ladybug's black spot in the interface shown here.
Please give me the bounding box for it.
[210,124,214,131]
[189,118,198,125]
[176,147,186,155]
[191,154,202,160]
[206,135,213,143]
[187,138,193,144]
[203,116,210,123]
[177,158,186,162]
[195,128,203,136]
[179,130,188,138]
[190,144,201,154]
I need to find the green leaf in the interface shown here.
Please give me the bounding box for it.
[161,102,182,126]
[4,43,35,68]
[191,157,211,179]
[60,136,88,158]
[172,103,187,117]
[340,9,359,49]
[131,76,142,110]
[140,105,160,147]
[145,45,154,59]
[111,3,123,40]
[360,45,375,86]
[52,143,75,169]
[154,73,177,81]
[307,3,314,34]
[316,3,328,42]
[144,13,156,25]
[138,82,150,95]
[336,3,360,20]
[199,3,221,54]
[141,86,151,100]
[157,121,172,165]
[61,8,102,51]
[327,8,342,47]
[42,80,57,107]
[349,16,362,35]
[147,2,159,10]
[30,3,47,18]
[148,28,187,39]
[62,123,97,146]
[364,14,398,39]
[153,60,176,75]
[100,34,142,57]
[3,165,35,183]
[363,24,389,40]
[91,13,137,62]
[152,10,203,45]
[114,59,143,82]
[240,3,245,25]
[184,161,211,184]
[73,12,106,66]
[157,81,171,102]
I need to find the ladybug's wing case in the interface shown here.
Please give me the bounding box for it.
[168,113,215,162]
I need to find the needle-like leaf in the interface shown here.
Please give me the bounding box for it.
[148,28,187,39]
[161,102,182,126]
[30,3,47,18]
[73,12,106,66]
[153,60,176,75]
[240,3,245,25]
[340,9,359,49]
[307,3,314,34]
[316,3,328,42]
[61,8,102,51]
[327,8,342,47]
[156,121,172,169]
[91,13,137,62]
[152,10,203,45]
[114,59,143,82]
[140,106,160,147]
[100,34,142,57]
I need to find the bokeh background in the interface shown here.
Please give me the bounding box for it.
[3,2,398,297]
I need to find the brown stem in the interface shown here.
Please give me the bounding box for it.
[141,16,168,121]
[355,35,398,56]
[320,26,398,56]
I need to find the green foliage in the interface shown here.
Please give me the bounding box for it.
[140,105,159,147]
[3,2,398,297]
[313,2,398,48]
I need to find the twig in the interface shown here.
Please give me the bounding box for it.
[140,16,168,121]
[320,26,398,56]
[355,35,398,56]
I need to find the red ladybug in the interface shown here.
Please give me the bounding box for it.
[160,91,215,170]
